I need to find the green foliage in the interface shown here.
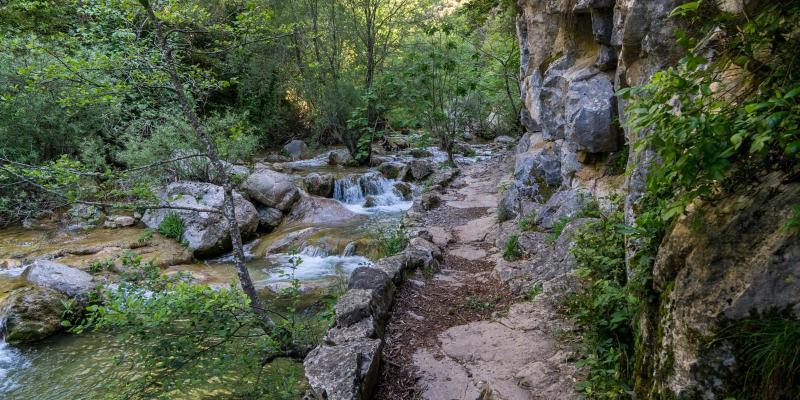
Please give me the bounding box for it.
[565,208,635,399]
[720,313,800,400]
[157,212,185,244]
[376,224,408,259]
[517,211,541,232]
[73,251,313,399]
[524,281,543,301]
[619,3,800,224]
[548,216,572,243]
[467,295,502,311]
[502,234,520,261]
[88,258,115,274]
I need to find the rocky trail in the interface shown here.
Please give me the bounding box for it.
[377,155,580,400]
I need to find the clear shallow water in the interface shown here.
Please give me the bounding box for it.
[0,145,492,399]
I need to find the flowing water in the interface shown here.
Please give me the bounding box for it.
[0,148,424,399]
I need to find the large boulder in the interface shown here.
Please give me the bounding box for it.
[377,162,407,180]
[23,260,94,298]
[285,195,360,225]
[304,173,335,198]
[283,139,309,160]
[328,149,353,166]
[0,286,68,344]
[142,181,259,257]
[405,159,434,181]
[241,167,301,211]
[256,206,283,233]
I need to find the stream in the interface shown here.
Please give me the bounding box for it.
[0,146,490,399]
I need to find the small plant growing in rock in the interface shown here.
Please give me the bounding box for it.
[157,212,186,245]
[517,211,541,232]
[502,234,521,261]
[88,258,115,274]
[376,224,408,259]
[548,216,572,242]
[467,295,502,311]
[137,228,153,244]
[524,282,543,301]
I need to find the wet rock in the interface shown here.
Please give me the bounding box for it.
[405,159,434,181]
[241,167,301,211]
[103,215,136,229]
[0,286,68,344]
[377,161,407,180]
[393,182,412,200]
[142,181,259,257]
[409,148,433,158]
[418,193,441,210]
[23,260,94,298]
[256,206,283,232]
[328,149,352,166]
[303,338,382,400]
[304,173,335,198]
[286,195,360,225]
[283,139,309,160]
[363,196,378,208]
[261,227,319,254]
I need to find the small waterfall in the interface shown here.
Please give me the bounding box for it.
[342,242,357,257]
[300,245,328,257]
[333,172,407,210]
[0,318,27,394]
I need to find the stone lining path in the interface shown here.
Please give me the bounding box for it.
[376,155,580,400]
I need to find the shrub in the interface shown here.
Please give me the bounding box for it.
[565,209,633,399]
[548,216,572,242]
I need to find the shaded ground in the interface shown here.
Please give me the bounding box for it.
[376,156,580,400]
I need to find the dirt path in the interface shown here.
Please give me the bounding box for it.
[376,156,579,400]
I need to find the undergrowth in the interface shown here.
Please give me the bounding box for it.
[502,234,520,261]
[157,212,185,244]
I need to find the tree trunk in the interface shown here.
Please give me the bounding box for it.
[141,0,275,331]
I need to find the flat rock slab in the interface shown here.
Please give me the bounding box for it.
[453,216,495,243]
[412,316,578,400]
[428,226,453,247]
[448,244,488,261]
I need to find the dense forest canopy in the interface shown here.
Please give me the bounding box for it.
[0,0,519,224]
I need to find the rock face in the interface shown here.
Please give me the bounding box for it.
[142,181,259,257]
[23,260,94,298]
[241,167,300,211]
[636,174,800,398]
[0,286,68,344]
[255,206,283,232]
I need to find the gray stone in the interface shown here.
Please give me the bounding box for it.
[393,182,412,200]
[335,289,374,327]
[565,68,617,153]
[348,267,392,292]
[324,317,377,345]
[405,159,434,181]
[405,238,442,270]
[515,148,562,188]
[377,162,407,180]
[103,215,136,229]
[536,57,570,140]
[0,286,68,344]
[363,196,378,208]
[23,260,94,298]
[328,149,352,166]
[304,173,335,197]
[418,193,441,210]
[303,338,382,400]
[533,189,586,229]
[142,181,259,257]
[256,206,283,232]
[286,195,360,225]
[375,254,409,284]
[409,148,433,158]
[241,167,301,211]
[283,139,309,160]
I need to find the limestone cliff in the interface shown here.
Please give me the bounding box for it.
[511,0,799,398]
